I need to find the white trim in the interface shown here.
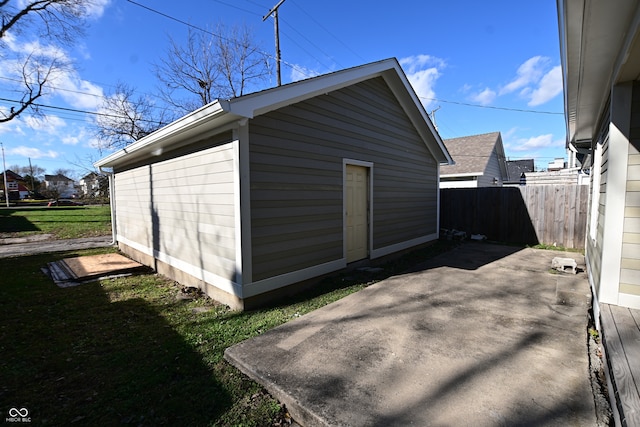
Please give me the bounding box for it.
[242,259,346,298]
[617,292,640,310]
[117,235,244,297]
[441,172,484,179]
[343,159,374,262]
[233,122,252,286]
[599,84,631,304]
[371,233,439,259]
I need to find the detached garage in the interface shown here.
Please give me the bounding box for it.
[96,58,453,310]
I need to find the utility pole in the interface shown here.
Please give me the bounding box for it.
[1,143,8,207]
[28,157,35,196]
[263,0,286,86]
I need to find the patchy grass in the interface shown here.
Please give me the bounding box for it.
[0,241,456,425]
[528,243,585,254]
[0,205,111,239]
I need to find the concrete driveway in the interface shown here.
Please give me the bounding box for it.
[225,243,597,426]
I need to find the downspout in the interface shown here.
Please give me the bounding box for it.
[99,167,117,245]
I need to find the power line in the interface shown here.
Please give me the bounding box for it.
[419,96,563,115]
[0,97,164,124]
[126,0,314,81]
[287,0,365,63]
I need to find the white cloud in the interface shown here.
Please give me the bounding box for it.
[16,0,110,19]
[289,65,322,82]
[1,30,104,111]
[51,72,104,110]
[9,146,60,159]
[399,55,446,108]
[23,115,67,134]
[61,128,92,146]
[470,88,496,106]
[528,66,563,106]
[464,56,562,107]
[85,0,111,19]
[500,56,549,95]
[510,134,563,152]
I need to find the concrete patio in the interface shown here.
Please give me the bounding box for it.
[225,243,597,426]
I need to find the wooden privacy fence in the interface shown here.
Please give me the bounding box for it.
[440,185,589,249]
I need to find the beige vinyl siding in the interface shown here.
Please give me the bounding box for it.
[586,134,608,302]
[621,84,640,295]
[479,150,503,187]
[114,140,237,282]
[249,76,438,280]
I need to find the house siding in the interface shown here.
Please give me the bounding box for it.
[586,115,609,305]
[479,150,503,187]
[114,138,238,284]
[248,77,438,281]
[620,82,640,296]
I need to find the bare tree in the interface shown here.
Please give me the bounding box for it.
[154,23,271,116]
[0,0,93,122]
[94,82,172,151]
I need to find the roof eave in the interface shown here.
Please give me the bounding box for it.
[95,101,241,169]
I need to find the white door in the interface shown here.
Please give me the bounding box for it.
[346,165,368,263]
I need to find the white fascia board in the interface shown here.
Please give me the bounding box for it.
[95,101,242,168]
[381,67,453,166]
[227,59,401,118]
[441,172,483,178]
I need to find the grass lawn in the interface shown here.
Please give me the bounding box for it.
[0,205,112,239]
[0,242,456,426]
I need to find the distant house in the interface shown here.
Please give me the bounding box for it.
[547,158,566,171]
[78,172,101,197]
[440,131,508,188]
[95,58,453,310]
[2,170,30,199]
[504,159,535,185]
[44,174,76,198]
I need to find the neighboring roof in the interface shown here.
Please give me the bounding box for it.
[44,174,74,182]
[558,0,640,149]
[440,132,505,177]
[80,172,98,180]
[3,170,24,181]
[96,58,453,169]
[505,159,535,182]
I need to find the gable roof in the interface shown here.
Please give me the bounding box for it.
[3,170,24,181]
[505,159,535,182]
[440,132,505,177]
[44,174,74,182]
[96,58,453,169]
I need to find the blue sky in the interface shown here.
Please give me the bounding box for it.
[0,0,565,177]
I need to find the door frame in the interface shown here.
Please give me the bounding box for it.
[343,159,373,263]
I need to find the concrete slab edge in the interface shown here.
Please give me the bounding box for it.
[224,346,327,427]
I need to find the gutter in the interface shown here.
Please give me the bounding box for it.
[99,167,117,246]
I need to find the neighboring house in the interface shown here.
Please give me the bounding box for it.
[96,58,453,310]
[79,172,101,197]
[521,168,589,186]
[547,157,566,171]
[504,159,534,185]
[440,132,507,188]
[44,174,76,198]
[2,170,29,199]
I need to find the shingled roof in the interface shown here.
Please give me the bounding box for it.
[441,132,504,176]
